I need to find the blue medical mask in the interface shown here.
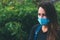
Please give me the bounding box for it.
[38,17,50,25]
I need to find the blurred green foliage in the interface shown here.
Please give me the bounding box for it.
[0,0,60,40]
[0,0,38,40]
[55,1,60,25]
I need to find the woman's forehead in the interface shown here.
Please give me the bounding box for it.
[38,7,46,14]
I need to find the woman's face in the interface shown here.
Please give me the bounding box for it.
[38,7,47,18]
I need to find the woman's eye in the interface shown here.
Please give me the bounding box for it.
[38,14,41,15]
[38,13,46,16]
[42,14,46,16]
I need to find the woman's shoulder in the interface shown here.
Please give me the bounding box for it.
[32,24,40,29]
[30,24,40,32]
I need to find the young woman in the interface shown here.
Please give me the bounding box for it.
[28,1,60,40]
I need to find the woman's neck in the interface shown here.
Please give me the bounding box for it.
[42,25,48,33]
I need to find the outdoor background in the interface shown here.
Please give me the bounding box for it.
[0,0,60,40]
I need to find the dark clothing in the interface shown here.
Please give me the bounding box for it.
[28,24,60,40]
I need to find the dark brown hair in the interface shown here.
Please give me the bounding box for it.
[38,1,58,40]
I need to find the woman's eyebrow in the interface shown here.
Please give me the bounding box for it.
[38,13,45,14]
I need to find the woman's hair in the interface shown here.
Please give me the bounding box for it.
[38,1,58,40]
